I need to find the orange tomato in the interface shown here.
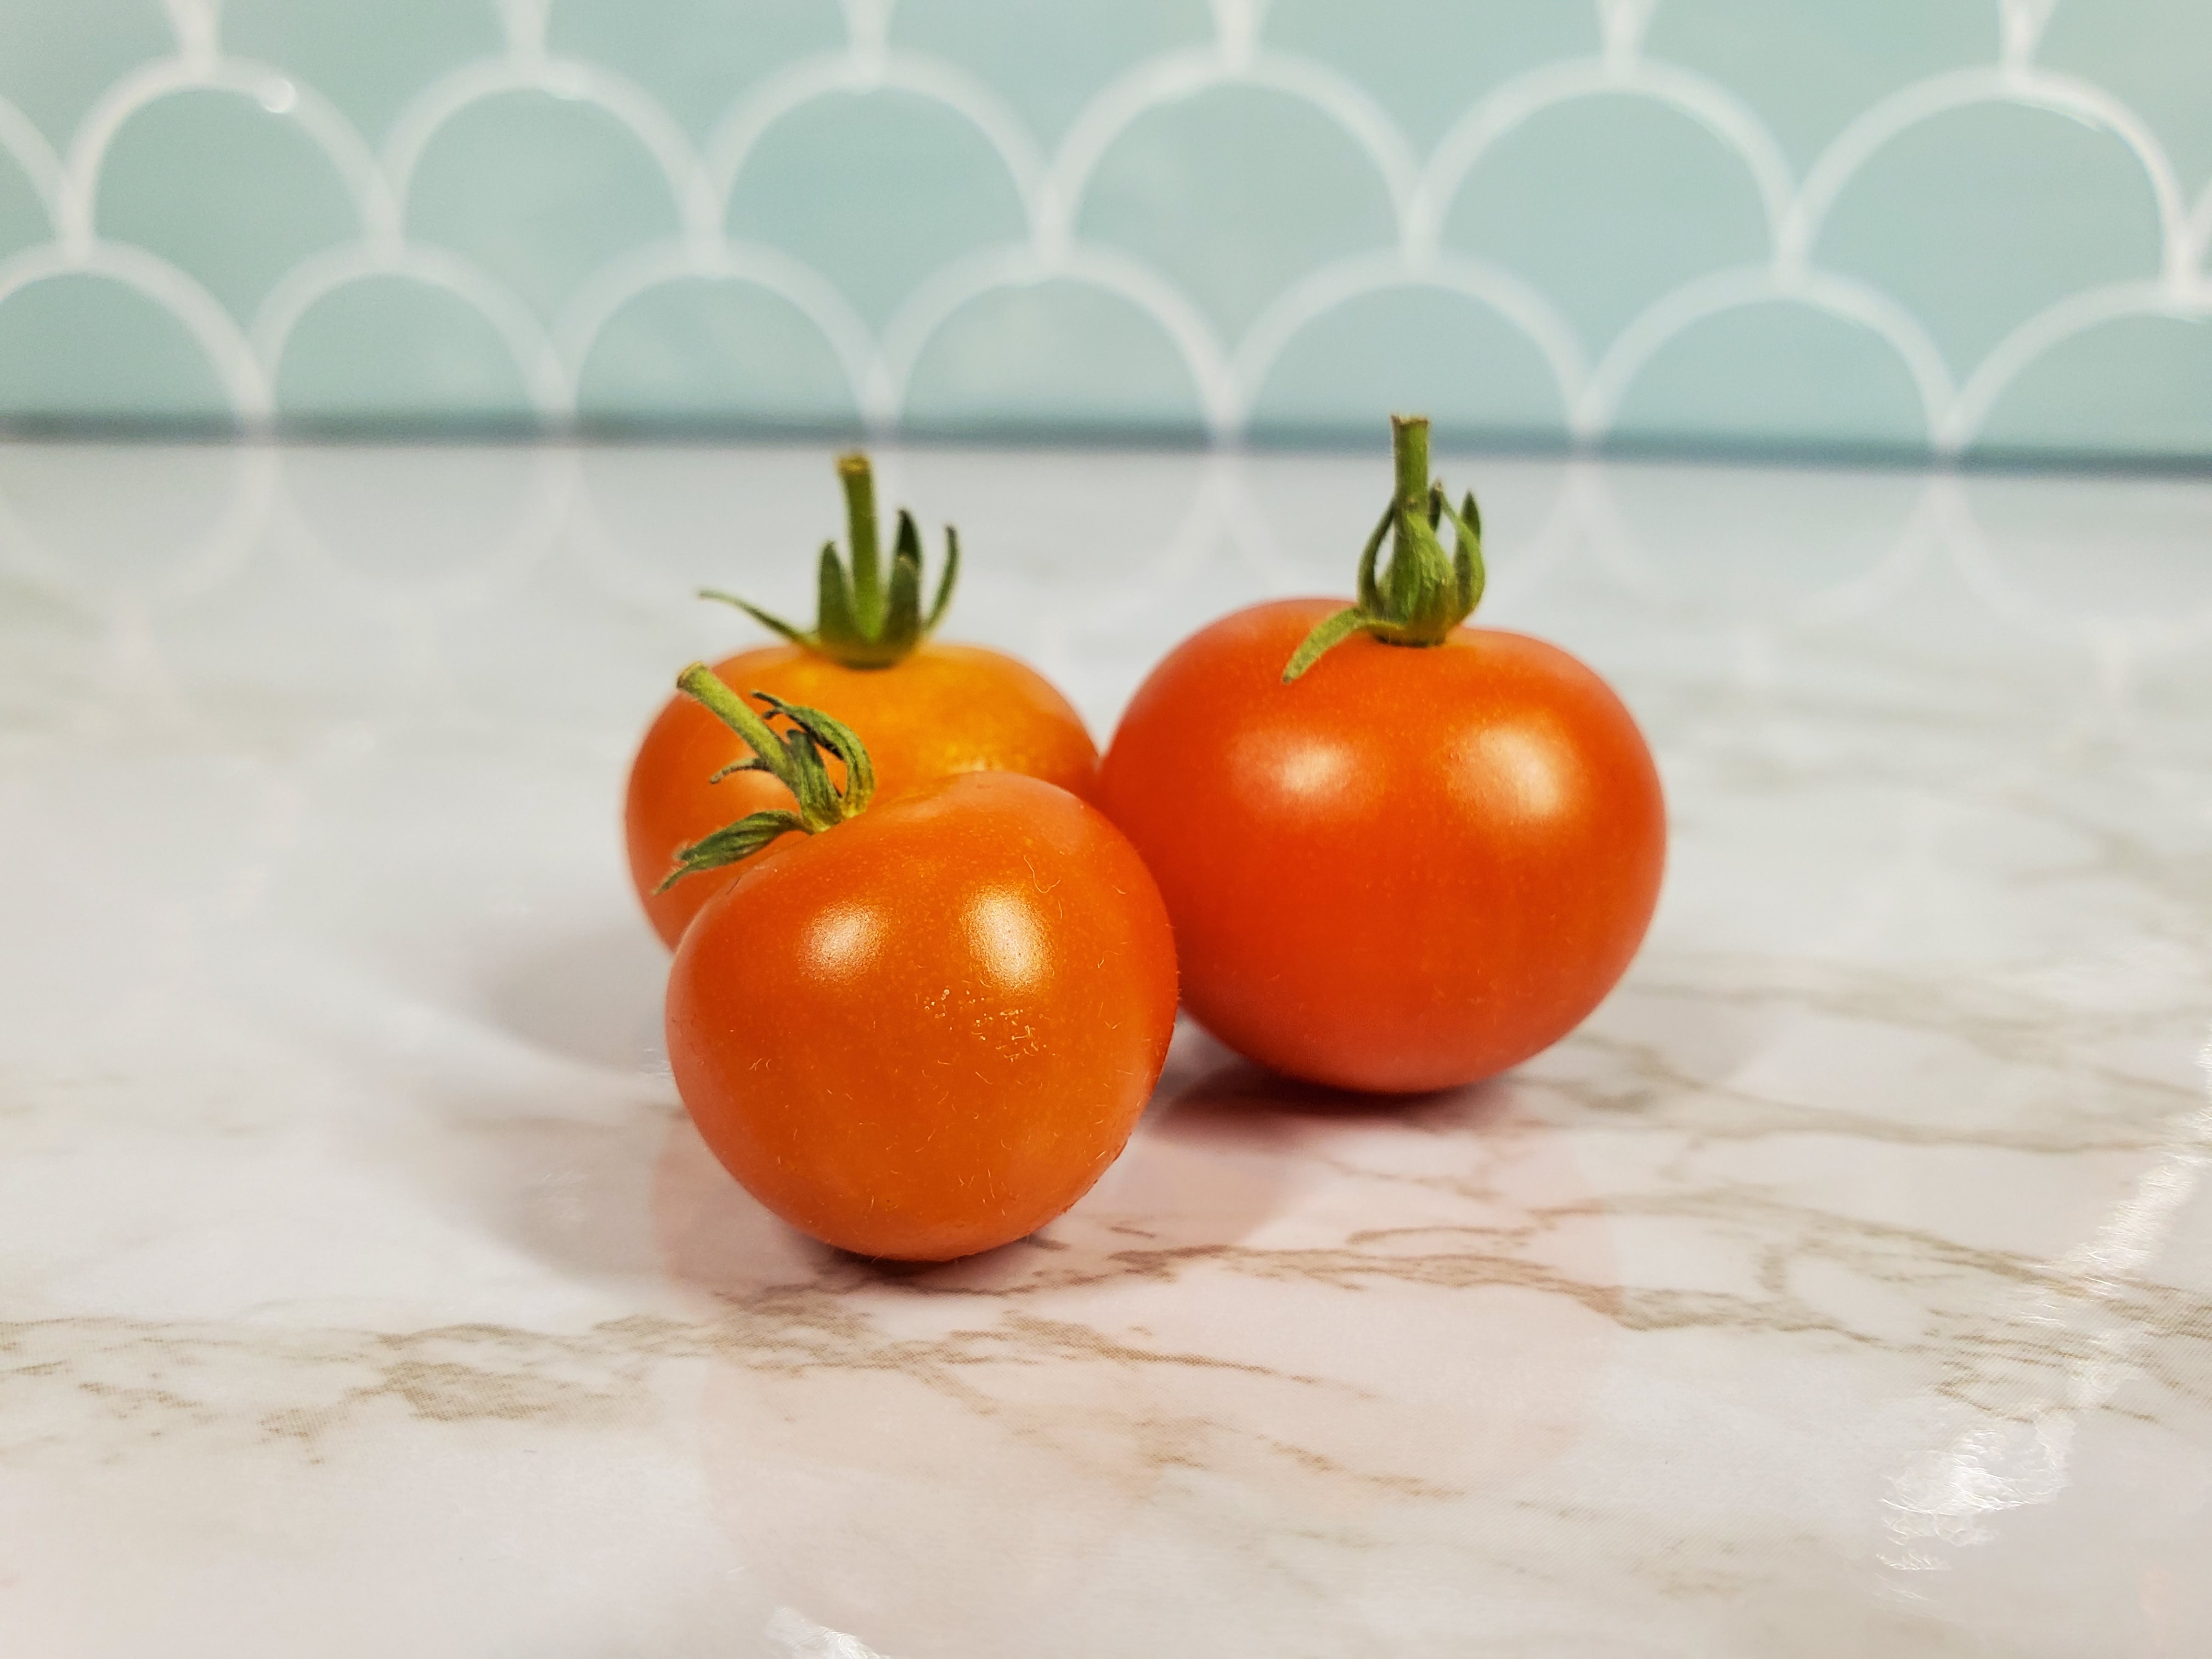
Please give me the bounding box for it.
[627,643,1093,947]
[624,452,1095,947]
[1097,416,1664,1093]
[668,767,1177,1261]
[1100,602,1663,1093]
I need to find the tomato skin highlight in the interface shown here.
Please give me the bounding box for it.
[664,771,1178,1262]
[626,642,1096,949]
[1098,598,1664,1094]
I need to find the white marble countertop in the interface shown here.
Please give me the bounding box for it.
[2,440,2209,1658]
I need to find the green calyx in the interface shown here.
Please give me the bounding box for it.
[702,450,960,670]
[657,662,876,890]
[1282,414,1486,683]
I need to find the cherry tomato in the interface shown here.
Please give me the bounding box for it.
[625,453,1095,947]
[666,707,1176,1259]
[1098,418,1664,1093]
[628,642,1093,947]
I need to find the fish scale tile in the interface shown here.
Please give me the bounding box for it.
[220,0,505,146]
[0,274,232,421]
[0,0,173,153]
[94,88,359,325]
[1610,301,1932,454]
[1262,0,1601,151]
[1076,85,1397,341]
[890,0,1212,150]
[1813,100,2168,375]
[1441,93,1773,358]
[0,151,49,263]
[1248,286,1569,444]
[2038,1,2212,200]
[272,273,535,427]
[902,279,1206,437]
[0,0,2204,461]
[1643,0,1998,172]
[405,91,684,325]
[548,0,844,144]
[724,88,1029,332]
[577,275,859,429]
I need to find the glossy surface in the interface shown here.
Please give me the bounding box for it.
[1102,600,1665,1091]
[624,640,1097,947]
[2,441,2210,1658]
[667,771,1176,1261]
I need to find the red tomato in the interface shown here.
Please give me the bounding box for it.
[624,452,1096,948]
[627,644,1093,948]
[1098,419,1663,1093]
[668,768,1177,1261]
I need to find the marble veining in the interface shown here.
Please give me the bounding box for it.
[1,441,2209,1656]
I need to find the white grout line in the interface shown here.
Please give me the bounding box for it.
[0,15,2202,455]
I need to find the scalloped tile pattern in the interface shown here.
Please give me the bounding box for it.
[1611,301,1929,452]
[1441,93,1771,357]
[576,275,857,427]
[94,88,357,324]
[0,148,48,264]
[548,0,843,143]
[902,278,1205,436]
[272,274,533,424]
[0,0,2207,460]
[1249,286,1567,441]
[221,0,503,145]
[1078,85,1396,340]
[1644,0,1996,171]
[0,272,231,420]
[891,0,1211,150]
[725,88,1027,330]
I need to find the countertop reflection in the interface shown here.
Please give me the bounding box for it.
[2,441,2209,1658]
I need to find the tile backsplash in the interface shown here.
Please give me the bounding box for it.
[1,0,2207,461]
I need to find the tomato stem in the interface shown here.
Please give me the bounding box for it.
[700,452,960,671]
[1283,414,1487,683]
[657,663,876,889]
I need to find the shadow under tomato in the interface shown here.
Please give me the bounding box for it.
[652,1024,1625,1659]
[648,1043,1304,1303]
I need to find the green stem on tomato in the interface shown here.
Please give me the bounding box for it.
[699,450,960,672]
[1282,413,1487,683]
[657,663,876,890]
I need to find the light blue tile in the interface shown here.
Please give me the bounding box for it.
[1610,299,1929,453]
[576,275,857,427]
[0,146,50,262]
[1442,93,1770,357]
[1263,0,1599,148]
[1973,313,2212,461]
[222,0,504,144]
[1248,284,1567,443]
[891,0,1210,148]
[1644,0,1995,171]
[273,273,532,424]
[0,0,172,151]
[1077,84,1395,339]
[4,1,2208,459]
[725,88,1026,329]
[2039,0,2212,197]
[902,278,1203,436]
[0,272,229,422]
[547,0,843,141]
[405,90,682,321]
[94,88,358,324]
[1814,100,2165,373]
